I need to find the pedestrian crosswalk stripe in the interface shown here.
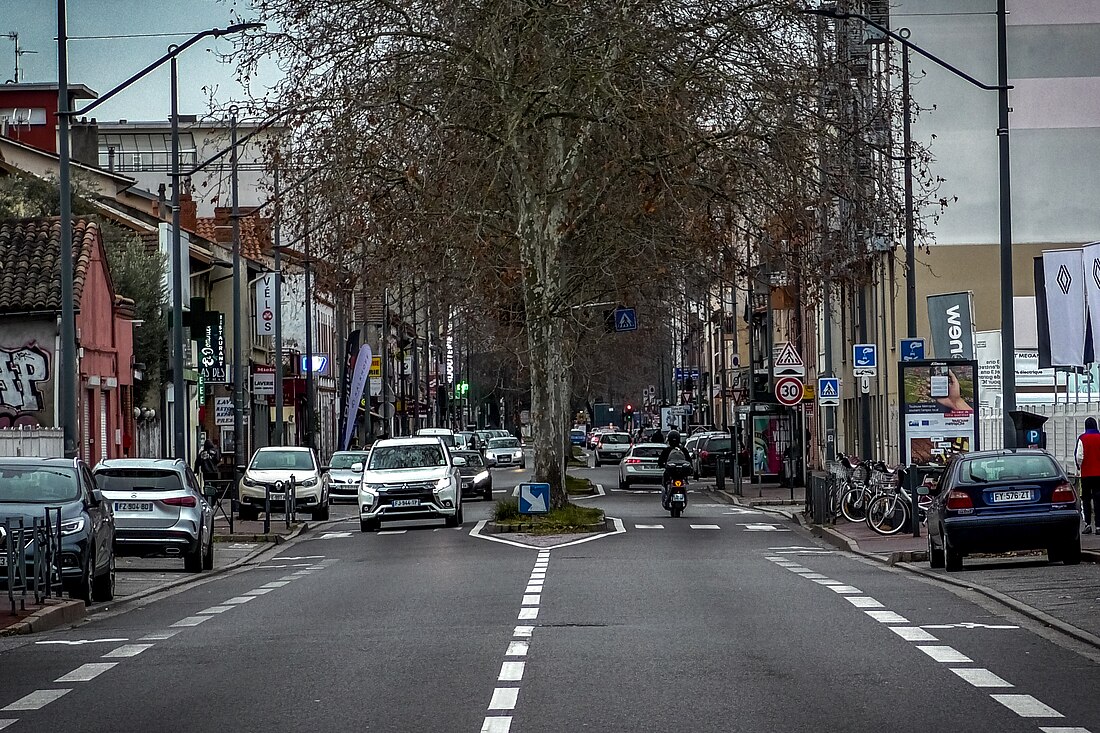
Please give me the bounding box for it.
[320,532,352,539]
[690,524,721,530]
[635,524,664,529]
[739,523,790,532]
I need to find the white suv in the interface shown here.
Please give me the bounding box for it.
[359,437,465,532]
[239,447,330,521]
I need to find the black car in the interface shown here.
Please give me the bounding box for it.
[926,449,1081,571]
[693,434,734,478]
[0,458,115,604]
[453,450,493,500]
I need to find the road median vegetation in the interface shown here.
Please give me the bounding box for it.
[491,498,605,535]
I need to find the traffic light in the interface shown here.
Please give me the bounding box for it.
[624,403,634,415]
[454,381,470,398]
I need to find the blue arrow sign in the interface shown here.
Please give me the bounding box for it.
[614,307,638,332]
[818,377,840,406]
[900,338,925,362]
[519,483,550,515]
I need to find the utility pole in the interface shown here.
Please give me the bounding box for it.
[273,168,284,446]
[169,51,187,460]
[56,1,78,458]
[303,209,315,450]
[230,111,245,466]
[996,0,1017,447]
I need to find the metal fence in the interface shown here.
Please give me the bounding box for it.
[3,509,64,614]
[0,427,64,458]
[980,403,1100,475]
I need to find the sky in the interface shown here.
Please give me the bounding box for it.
[3,0,276,122]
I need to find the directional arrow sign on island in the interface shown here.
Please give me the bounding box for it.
[519,483,550,515]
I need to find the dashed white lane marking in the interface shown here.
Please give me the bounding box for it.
[991,694,1063,718]
[525,586,542,594]
[498,661,525,681]
[846,597,885,609]
[0,720,15,730]
[224,596,256,605]
[635,524,664,529]
[740,523,791,532]
[170,616,210,628]
[139,630,181,641]
[951,668,1014,688]
[278,576,299,581]
[55,663,118,682]
[916,645,972,664]
[506,641,529,657]
[377,530,407,535]
[270,555,324,561]
[290,571,311,577]
[199,605,234,615]
[518,608,539,620]
[866,611,910,624]
[889,627,939,643]
[245,588,275,595]
[35,638,128,646]
[521,594,540,606]
[1040,728,1092,733]
[481,716,512,733]
[813,579,842,586]
[800,573,828,580]
[102,644,154,658]
[923,623,1020,630]
[513,626,533,638]
[307,564,326,570]
[319,532,352,539]
[489,688,519,710]
[690,524,721,530]
[784,567,810,573]
[2,689,71,711]
[828,585,862,594]
[261,581,290,588]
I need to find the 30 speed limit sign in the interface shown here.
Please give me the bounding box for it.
[774,376,804,406]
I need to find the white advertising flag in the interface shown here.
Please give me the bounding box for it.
[1043,248,1086,367]
[1083,241,1100,358]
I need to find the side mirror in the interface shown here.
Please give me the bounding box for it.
[351,462,364,473]
[453,456,468,467]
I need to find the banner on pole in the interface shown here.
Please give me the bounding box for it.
[342,344,372,450]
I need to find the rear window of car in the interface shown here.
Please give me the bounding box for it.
[704,438,731,451]
[958,454,1061,484]
[632,447,664,458]
[602,434,630,444]
[489,438,520,449]
[95,469,183,492]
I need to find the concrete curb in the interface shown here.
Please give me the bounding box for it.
[0,599,85,637]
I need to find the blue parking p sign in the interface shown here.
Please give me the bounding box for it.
[519,483,550,515]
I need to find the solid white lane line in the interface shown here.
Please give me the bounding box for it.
[271,555,325,561]
[488,688,519,710]
[521,594,540,606]
[513,626,533,638]
[102,644,154,658]
[170,616,210,628]
[224,596,256,605]
[246,588,275,595]
[990,694,1063,718]
[635,524,665,529]
[198,605,234,615]
[56,663,118,682]
[518,608,539,620]
[307,565,326,570]
[829,585,862,594]
[2,689,71,711]
[0,720,15,730]
[889,627,939,643]
[690,524,721,530]
[481,716,512,733]
[498,661,525,681]
[916,645,972,663]
[866,611,910,624]
[139,630,182,641]
[845,597,884,609]
[261,581,290,588]
[506,641,529,657]
[951,668,1014,688]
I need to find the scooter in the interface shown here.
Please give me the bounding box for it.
[662,459,691,518]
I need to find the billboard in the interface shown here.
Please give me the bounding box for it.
[898,360,979,466]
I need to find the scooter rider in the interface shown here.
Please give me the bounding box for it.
[658,431,692,499]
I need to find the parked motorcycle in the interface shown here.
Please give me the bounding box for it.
[662,459,691,518]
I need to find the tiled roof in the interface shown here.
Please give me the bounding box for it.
[0,217,96,313]
[193,209,271,261]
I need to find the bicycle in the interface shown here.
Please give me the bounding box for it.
[865,467,934,536]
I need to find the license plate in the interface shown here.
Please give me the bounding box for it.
[115,501,153,512]
[269,493,285,501]
[392,499,421,507]
[672,494,686,502]
[992,490,1032,503]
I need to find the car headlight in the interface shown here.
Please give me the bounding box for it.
[363,483,386,493]
[242,476,257,487]
[299,477,318,488]
[474,471,490,483]
[60,517,86,536]
[514,450,523,458]
[435,477,451,493]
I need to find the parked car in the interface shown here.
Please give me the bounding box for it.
[328,450,369,503]
[593,432,632,467]
[693,433,735,478]
[926,449,1081,571]
[618,443,667,489]
[453,450,493,500]
[570,428,587,446]
[239,447,330,521]
[0,458,114,604]
[94,458,214,573]
[359,437,464,531]
[485,437,526,468]
[684,431,723,467]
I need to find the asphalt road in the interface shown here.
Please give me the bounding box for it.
[2,456,1100,732]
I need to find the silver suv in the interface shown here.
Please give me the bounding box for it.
[239,447,330,521]
[359,437,465,532]
[94,458,214,573]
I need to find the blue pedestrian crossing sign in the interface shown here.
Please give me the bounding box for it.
[818,377,840,407]
[900,338,925,362]
[614,307,638,332]
[519,483,550,515]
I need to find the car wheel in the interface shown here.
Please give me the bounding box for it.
[483,485,494,501]
[184,536,204,573]
[92,552,115,603]
[202,535,215,571]
[360,518,380,532]
[1059,540,1082,565]
[312,501,330,521]
[943,528,963,572]
[594,457,601,468]
[619,476,628,491]
[238,504,259,522]
[928,531,945,569]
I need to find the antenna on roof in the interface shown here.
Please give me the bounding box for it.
[4,31,38,84]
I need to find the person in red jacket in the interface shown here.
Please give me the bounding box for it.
[1074,417,1100,533]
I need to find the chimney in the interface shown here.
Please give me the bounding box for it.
[70,117,100,167]
[179,193,198,233]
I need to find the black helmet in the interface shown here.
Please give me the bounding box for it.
[667,430,681,447]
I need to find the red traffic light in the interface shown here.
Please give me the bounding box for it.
[625,404,633,412]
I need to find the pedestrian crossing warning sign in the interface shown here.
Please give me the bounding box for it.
[818,377,840,406]
[772,341,804,376]
[613,307,638,332]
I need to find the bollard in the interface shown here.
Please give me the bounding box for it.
[715,459,725,493]
[264,485,272,535]
[907,466,921,538]
[287,475,296,529]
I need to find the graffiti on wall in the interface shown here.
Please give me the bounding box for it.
[0,344,50,427]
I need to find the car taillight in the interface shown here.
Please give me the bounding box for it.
[163,496,197,508]
[945,490,973,511]
[700,450,709,460]
[673,479,685,487]
[625,458,642,464]
[1052,482,1077,504]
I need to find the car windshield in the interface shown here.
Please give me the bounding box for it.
[958,454,1061,484]
[632,447,664,458]
[705,438,732,451]
[250,451,316,471]
[368,444,447,470]
[0,466,80,503]
[489,438,520,449]
[602,434,631,444]
[456,452,485,467]
[96,469,183,492]
[330,453,368,469]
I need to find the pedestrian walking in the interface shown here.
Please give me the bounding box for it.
[1075,417,1100,534]
[197,439,221,487]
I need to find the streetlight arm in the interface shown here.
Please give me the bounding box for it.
[67,23,264,118]
[802,8,1007,92]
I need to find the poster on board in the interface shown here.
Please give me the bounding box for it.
[898,360,979,466]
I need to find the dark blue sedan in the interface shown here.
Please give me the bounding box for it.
[927,449,1080,571]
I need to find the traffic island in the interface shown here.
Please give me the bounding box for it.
[487,500,607,535]
[565,474,599,498]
